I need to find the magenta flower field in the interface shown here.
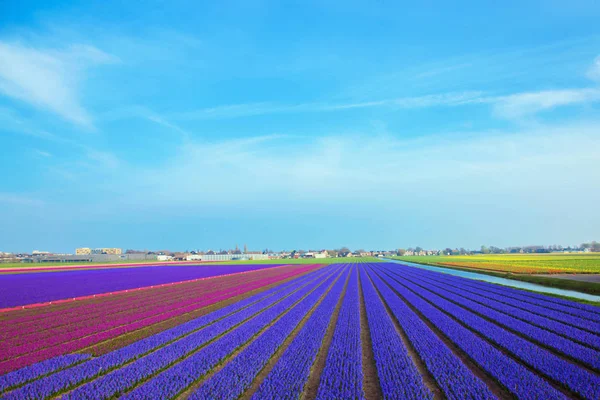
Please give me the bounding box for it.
[0,264,282,308]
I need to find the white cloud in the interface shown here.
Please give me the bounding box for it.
[34,149,52,158]
[491,88,600,119]
[0,41,118,127]
[170,86,600,122]
[106,121,600,214]
[587,56,600,82]
[172,91,485,120]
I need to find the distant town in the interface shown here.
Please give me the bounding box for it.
[0,242,598,264]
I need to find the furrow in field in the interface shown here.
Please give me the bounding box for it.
[315,266,365,399]
[356,267,385,400]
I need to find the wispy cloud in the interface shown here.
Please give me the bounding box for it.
[172,91,485,120]
[0,41,118,128]
[144,113,191,140]
[171,86,600,122]
[33,149,52,158]
[101,120,600,214]
[491,88,600,119]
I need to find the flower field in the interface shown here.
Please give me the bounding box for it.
[0,264,284,308]
[395,254,600,274]
[1,262,598,399]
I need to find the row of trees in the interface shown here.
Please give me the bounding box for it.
[396,242,599,256]
[125,241,600,258]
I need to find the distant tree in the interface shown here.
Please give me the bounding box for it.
[397,248,406,256]
[125,249,146,254]
[583,241,600,252]
[327,250,337,257]
[444,248,452,255]
[415,246,423,253]
[339,247,351,254]
[481,245,490,254]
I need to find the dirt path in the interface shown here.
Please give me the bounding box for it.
[357,271,384,400]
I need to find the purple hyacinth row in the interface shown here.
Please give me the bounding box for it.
[403,267,600,350]
[4,266,333,400]
[455,273,600,318]
[358,268,434,399]
[422,267,600,324]
[371,265,565,400]
[316,266,365,400]
[189,268,345,399]
[452,275,600,333]
[398,268,600,370]
[379,265,600,400]
[120,266,340,400]
[250,267,349,400]
[364,268,495,400]
[405,265,600,333]
[0,354,89,393]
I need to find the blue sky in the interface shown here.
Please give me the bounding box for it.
[1,1,600,252]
